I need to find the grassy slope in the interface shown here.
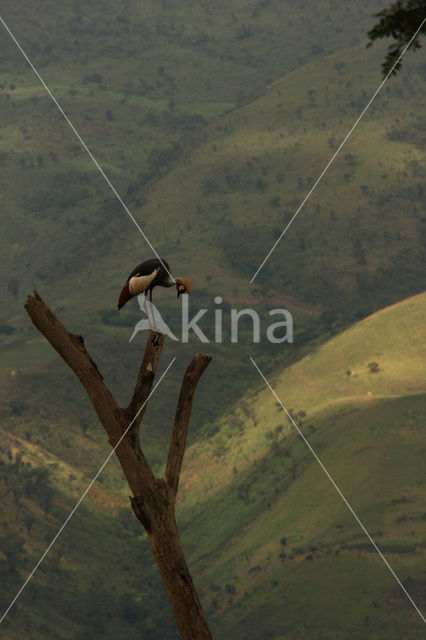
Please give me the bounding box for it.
[0,432,178,640]
[0,1,425,638]
[2,0,391,459]
[0,0,385,303]
[1,33,425,464]
[2,0,424,326]
[2,294,424,640]
[1,0,381,103]
[176,292,426,638]
[124,45,426,317]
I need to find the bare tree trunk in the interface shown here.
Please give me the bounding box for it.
[132,496,211,639]
[24,291,213,639]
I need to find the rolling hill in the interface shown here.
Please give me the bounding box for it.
[1,293,425,639]
[1,24,425,465]
[0,0,425,638]
[176,292,426,638]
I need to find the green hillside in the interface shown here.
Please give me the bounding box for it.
[181,291,426,498]
[0,0,385,307]
[0,434,178,640]
[124,45,426,319]
[1,0,425,638]
[2,293,424,639]
[1,21,425,466]
[1,0,424,327]
[176,292,426,638]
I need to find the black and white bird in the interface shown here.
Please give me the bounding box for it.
[118,257,193,310]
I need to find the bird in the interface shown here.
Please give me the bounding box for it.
[117,257,192,310]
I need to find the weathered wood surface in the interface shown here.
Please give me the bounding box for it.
[25,291,212,639]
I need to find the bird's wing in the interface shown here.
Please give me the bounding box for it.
[126,258,170,282]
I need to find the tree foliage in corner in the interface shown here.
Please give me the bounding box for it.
[367,0,426,76]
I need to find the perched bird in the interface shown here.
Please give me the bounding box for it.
[118,257,192,310]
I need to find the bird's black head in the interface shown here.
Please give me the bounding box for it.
[175,277,193,297]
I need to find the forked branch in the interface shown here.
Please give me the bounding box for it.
[24,291,213,639]
[166,354,212,499]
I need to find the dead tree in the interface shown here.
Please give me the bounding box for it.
[24,292,212,640]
